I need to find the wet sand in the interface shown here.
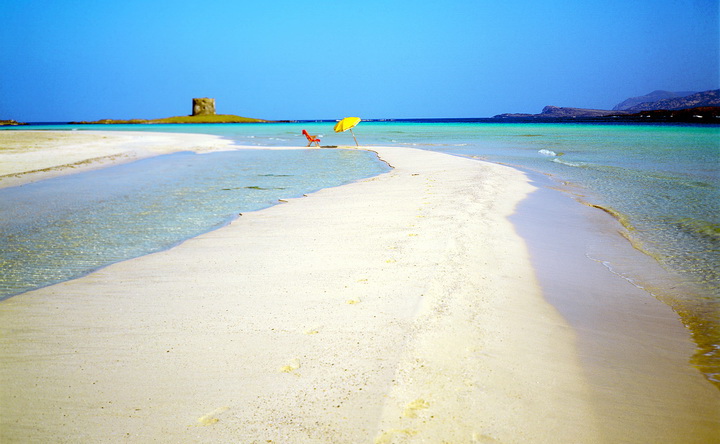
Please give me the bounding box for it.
[512,175,720,442]
[0,132,718,443]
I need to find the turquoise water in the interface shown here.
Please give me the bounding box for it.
[0,148,389,299]
[2,121,719,383]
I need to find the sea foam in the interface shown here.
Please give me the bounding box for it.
[538,149,557,156]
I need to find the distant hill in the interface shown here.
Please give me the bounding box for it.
[537,106,627,118]
[494,89,720,121]
[612,90,697,111]
[494,106,628,118]
[622,90,719,112]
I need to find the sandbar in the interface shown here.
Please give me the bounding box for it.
[0,130,239,188]
[0,132,718,443]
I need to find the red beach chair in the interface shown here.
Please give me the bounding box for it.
[302,129,321,147]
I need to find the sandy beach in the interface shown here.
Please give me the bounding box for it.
[1,131,718,443]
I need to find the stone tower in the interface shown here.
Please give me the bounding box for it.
[192,98,216,116]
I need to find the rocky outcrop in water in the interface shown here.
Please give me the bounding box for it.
[71,97,268,124]
[71,114,268,124]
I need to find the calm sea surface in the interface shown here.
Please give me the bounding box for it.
[0,147,389,298]
[1,121,718,383]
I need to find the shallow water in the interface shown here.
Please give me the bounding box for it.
[0,148,389,299]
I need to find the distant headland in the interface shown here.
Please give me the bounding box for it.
[494,89,720,122]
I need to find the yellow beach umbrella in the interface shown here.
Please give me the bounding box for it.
[334,117,361,146]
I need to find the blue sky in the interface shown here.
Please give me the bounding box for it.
[1,0,718,121]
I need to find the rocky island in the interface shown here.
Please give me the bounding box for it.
[0,120,27,126]
[71,98,269,124]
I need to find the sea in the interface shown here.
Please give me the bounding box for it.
[1,120,718,384]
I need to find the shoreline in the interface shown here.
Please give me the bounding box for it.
[1,133,718,442]
[0,130,278,189]
[512,172,720,440]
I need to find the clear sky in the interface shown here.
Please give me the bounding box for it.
[1,0,718,122]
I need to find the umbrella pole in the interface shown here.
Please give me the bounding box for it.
[350,128,359,146]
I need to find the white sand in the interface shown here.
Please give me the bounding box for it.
[0,130,237,188]
[1,133,718,443]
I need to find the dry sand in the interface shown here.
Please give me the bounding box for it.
[0,132,718,443]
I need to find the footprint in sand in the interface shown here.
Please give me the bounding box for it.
[473,431,502,443]
[279,358,301,373]
[303,327,320,335]
[374,428,418,444]
[403,399,430,418]
[197,406,230,425]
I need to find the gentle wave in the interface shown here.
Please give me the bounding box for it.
[552,157,586,167]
